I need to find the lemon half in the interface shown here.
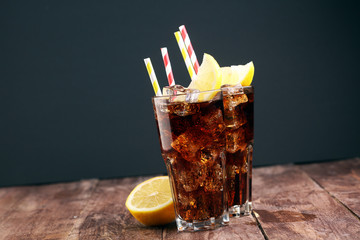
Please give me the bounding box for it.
[125,176,175,226]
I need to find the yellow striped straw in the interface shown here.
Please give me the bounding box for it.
[174,31,196,81]
[144,58,162,96]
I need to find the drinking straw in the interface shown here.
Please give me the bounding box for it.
[179,25,199,74]
[144,58,162,96]
[174,31,196,81]
[161,47,175,86]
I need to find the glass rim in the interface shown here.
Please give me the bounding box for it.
[152,85,254,100]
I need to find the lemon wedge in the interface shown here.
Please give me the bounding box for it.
[125,176,175,226]
[221,61,254,86]
[187,53,222,101]
[188,53,222,91]
[187,54,254,101]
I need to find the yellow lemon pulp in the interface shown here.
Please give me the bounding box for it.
[221,61,254,86]
[125,176,175,226]
[188,54,254,101]
[188,54,222,101]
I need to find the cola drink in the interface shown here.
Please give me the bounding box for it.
[152,85,254,230]
[152,88,229,231]
[222,85,254,216]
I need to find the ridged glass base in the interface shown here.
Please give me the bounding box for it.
[230,201,253,217]
[175,212,229,232]
[229,204,245,217]
[244,201,253,215]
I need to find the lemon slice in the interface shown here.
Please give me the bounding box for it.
[187,53,222,101]
[221,61,254,86]
[125,176,175,226]
[188,53,222,91]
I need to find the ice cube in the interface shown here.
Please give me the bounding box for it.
[160,85,201,116]
[176,161,207,192]
[184,88,200,103]
[178,193,197,207]
[226,127,247,153]
[171,127,210,162]
[162,149,182,165]
[221,84,248,128]
[199,106,226,137]
[200,147,221,164]
[163,85,200,103]
[223,105,247,129]
[163,84,186,96]
[167,102,200,117]
[221,83,243,94]
[173,155,224,193]
[204,161,224,192]
[222,84,248,110]
[177,193,211,220]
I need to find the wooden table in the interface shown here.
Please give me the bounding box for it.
[0,158,359,239]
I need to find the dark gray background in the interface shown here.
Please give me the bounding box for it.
[1,0,359,187]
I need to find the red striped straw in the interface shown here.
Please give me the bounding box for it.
[144,58,162,96]
[179,25,199,74]
[174,31,196,81]
[161,47,175,86]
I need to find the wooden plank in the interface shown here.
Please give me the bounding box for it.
[252,165,360,239]
[0,179,98,240]
[0,186,32,221]
[67,176,163,240]
[163,215,264,240]
[300,158,360,218]
[1,159,359,239]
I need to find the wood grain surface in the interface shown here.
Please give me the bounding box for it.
[162,214,263,240]
[252,164,360,240]
[300,158,360,218]
[67,177,163,240]
[0,179,98,239]
[0,158,359,240]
